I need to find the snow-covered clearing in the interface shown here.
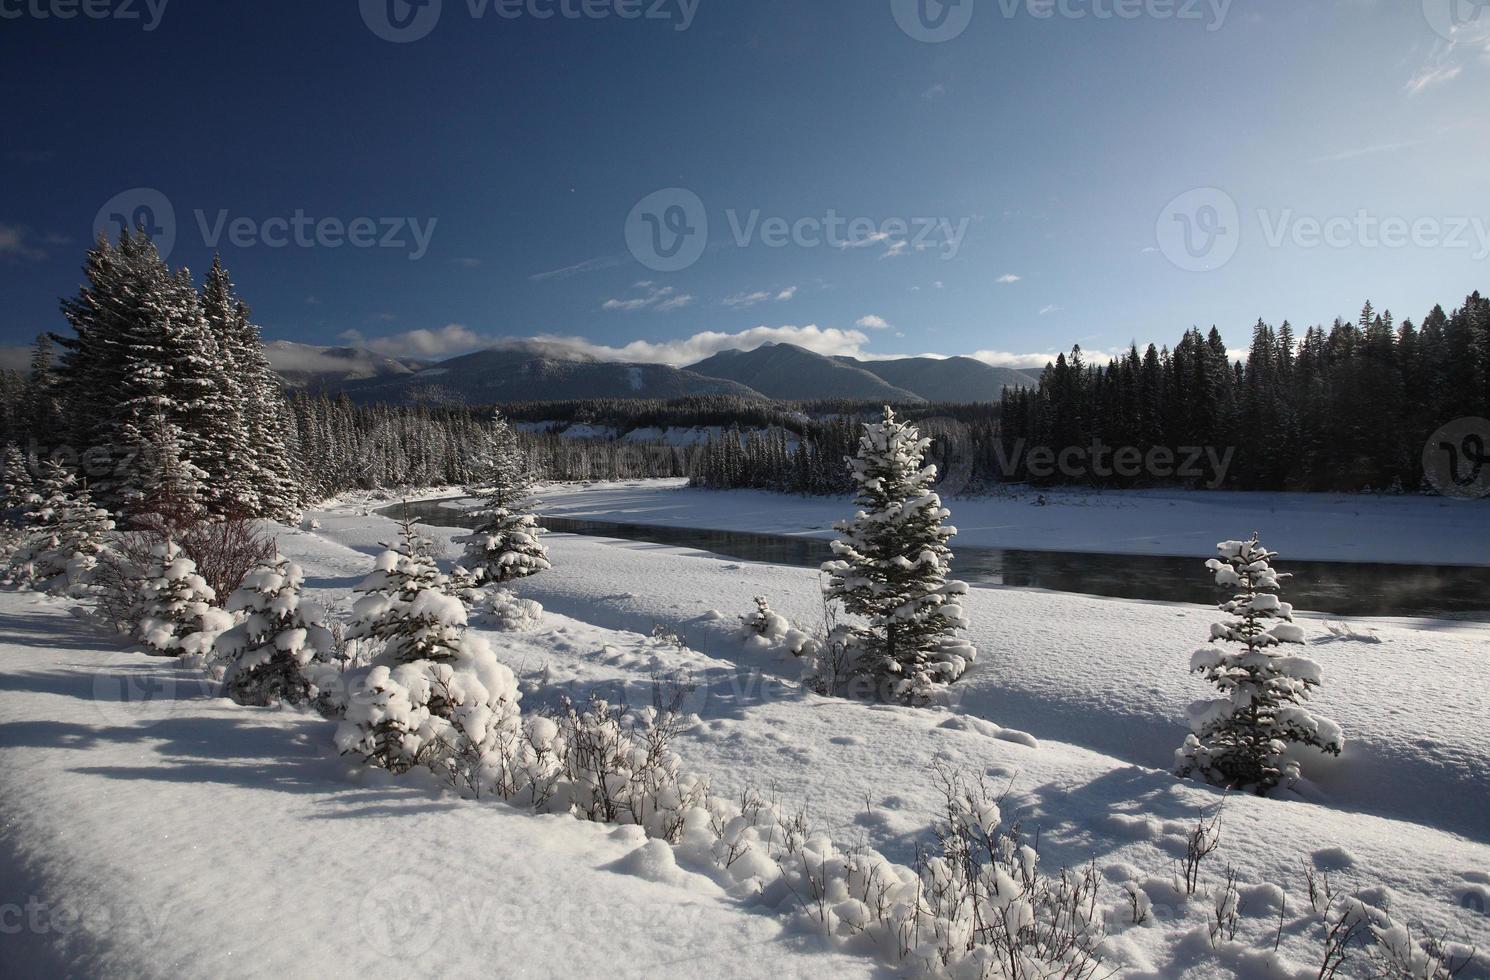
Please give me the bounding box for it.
[530,479,1490,567]
[3,494,1488,977]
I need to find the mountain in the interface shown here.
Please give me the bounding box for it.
[687,344,924,402]
[686,343,1038,403]
[839,355,1038,403]
[332,342,767,405]
[264,341,423,390]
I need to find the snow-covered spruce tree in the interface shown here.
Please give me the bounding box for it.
[196,256,258,517]
[736,595,818,659]
[338,518,522,781]
[819,407,976,703]
[7,460,113,590]
[1175,536,1343,794]
[219,553,336,707]
[461,415,551,585]
[1,443,34,522]
[136,539,218,656]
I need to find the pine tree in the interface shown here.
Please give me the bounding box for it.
[1175,536,1343,794]
[1,443,34,521]
[351,512,470,664]
[338,521,522,778]
[196,256,258,516]
[136,540,218,655]
[9,460,113,588]
[462,415,551,584]
[820,407,976,703]
[220,553,335,707]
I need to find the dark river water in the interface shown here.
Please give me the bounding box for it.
[389,499,1490,619]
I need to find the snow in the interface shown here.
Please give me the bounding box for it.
[3,492,1489,977]
[532,479,1490,566]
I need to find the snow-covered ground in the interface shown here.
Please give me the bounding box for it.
[3,495,1489,977]
[529,479,1490,567]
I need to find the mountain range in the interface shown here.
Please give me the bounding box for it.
[270,340,1039,405]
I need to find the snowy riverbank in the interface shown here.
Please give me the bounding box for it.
[3,498,1489,978]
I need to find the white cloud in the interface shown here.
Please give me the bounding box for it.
[995,274,1021,284]
[1405,62,1462,94]
[881,240,909,259]
[1039,305,1060,316]
[332,323,876,367]
[601,284,695,313]
[525,325,873,365]
[856,315,892,330]
[453,257,483,269]
[529,253,627,281]
[348,324,492,359]
[922,83,947,101]
[0,224,60,261]
[722,285,798,309]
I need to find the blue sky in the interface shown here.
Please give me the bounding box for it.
[2,0,1488,369]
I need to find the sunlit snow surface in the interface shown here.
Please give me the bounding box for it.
[1,485,1488,977]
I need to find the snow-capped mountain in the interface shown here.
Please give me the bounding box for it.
[329,341,766,404]
[689,343,1038,403]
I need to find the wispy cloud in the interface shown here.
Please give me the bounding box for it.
[601,284,695,313]
[1309,140,1419,164]
[0,223,67,261]
[722,285,798,309]
[1405,61,1463,95]
[856,315,892,330]
[1039,305,1060,316]
[529,253,627,281]
[995,273,1021,284]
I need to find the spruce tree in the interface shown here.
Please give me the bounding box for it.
[462,415,551,584]
[1,443,34,521]
[821,407,976,703]
[136,539,218,655]
[1176,536,1343,794]
[220,553,335,707]
[197,256,258,516]
[351,512,469,664]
